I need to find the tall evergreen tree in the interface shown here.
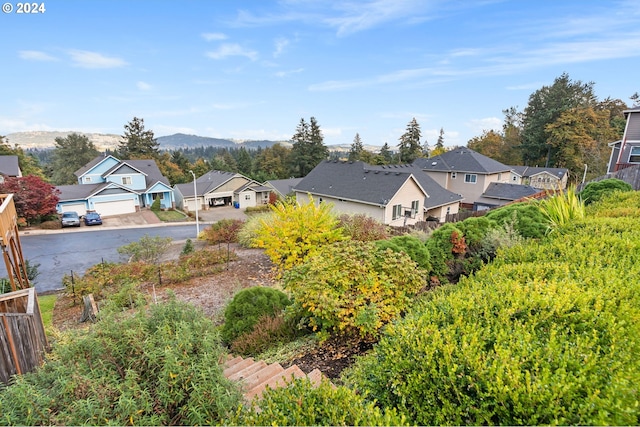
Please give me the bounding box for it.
[117,117,160,159]
[379,142,393,163]
[51,133,100,184]
[288,117,328,177]
[520,73,596,167]
[431,128,446,156]
[397,118,422,163]
[348,133,364,161]
[235,147,253,176]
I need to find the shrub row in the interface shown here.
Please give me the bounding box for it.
[345,213,640,425]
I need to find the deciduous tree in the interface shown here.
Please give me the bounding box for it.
[50,133,100,184]
[0,175,59,224]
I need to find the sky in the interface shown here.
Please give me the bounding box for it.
[1,0,639,149]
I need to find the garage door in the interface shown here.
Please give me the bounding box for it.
[94,199,136,217]
[61,203,87,216]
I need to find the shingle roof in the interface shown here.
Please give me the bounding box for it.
[74,154,113,177]
[175,170,248,197]
[413,147,511,174]
[294,161,421,205]
[265,178,303,197]
[510,165,568,179]
[127,159,171,190]
[57,182,140,201]
[482,182,541,201]
[0,155,20,176]
[365,164,464,208]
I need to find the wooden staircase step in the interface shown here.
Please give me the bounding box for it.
[227,360,268,381]
[223,355,244,369]
[223,357,255,377]
[245,364,306,400]
[241,363,285,390]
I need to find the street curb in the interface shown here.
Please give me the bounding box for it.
[20,221,215,236]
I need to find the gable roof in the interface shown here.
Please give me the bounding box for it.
[294,160,428,206]
[126,159,171,191]
[74,154,118,177]
[57,182,139,202]
[0,155,20,176]
[509,165,568,179]
[265,178,304,198]
[174,170,249,197]
[366,163,464,209]
[482,182,541,201]
[413,147,511,174]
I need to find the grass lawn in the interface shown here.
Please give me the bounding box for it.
[154,210,189,222]
[38,294,57,330]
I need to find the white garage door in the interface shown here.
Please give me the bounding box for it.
[94,199,136,217]
[61,203,87,216]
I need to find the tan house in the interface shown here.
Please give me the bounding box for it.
[293,161,462,225]
[509,166,568,190]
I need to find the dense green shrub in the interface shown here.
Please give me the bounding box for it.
[150,197,161,211]
[284,240,425,339]
[586,189,640,218]
[375,235,430,270]
[0,298,243,426]
[579,178,632,205]
[338,213,388,241]
[181,238,194,255]
[227,378,408,426]
[485,202,547,239]
[424,223,464,282]
[221,286,291,344]
[346,217,640,426]
[456,216,496,251]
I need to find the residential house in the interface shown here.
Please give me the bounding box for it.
[474,183,543,211]
[0,156,21,183]
[173,170,270,211]
[509,166,568,190]
[56,155,174,216]
[293,160,462,225]
[607,106,640,173]
[414,147,539,210]
[264,178,303,199]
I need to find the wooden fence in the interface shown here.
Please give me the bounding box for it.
[581,164,640,191]
[0,288,48,384]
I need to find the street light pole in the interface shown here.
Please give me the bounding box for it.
[189,170,200,238]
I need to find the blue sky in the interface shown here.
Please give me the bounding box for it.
[1,0,639,148]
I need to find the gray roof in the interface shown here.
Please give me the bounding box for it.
[265,178,303,197]
[414,147,511,174]
[510,165,568,179]
[366,163,464,209]
[175,170,248,197]
[127,159,171,190]
[482,182,541,201]
[0,155,20,176]
[56,182,139,202]
[294,160,462,209]
[74,154,113,177]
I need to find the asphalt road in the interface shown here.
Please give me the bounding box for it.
[21,225,196,293]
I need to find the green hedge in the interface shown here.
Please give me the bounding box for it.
[346,216,640,425]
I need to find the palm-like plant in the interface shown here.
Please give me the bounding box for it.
[538,185,585,233]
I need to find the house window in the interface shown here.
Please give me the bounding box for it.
[153,193,164,200]
[451,172,457,179]
[122,176,132,185]
[85,177,92,183]
[630,147,640,163]
[392,204,402,220]
[464,174,477,183]
[512,176,518,182]
[245,194,251,200]
[498,173,502,180]
[411,200,419,216]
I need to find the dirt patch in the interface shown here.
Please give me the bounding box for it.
[51,242,371,379]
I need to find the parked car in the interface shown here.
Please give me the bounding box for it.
[83,211,102,226]
[61,211,80,227]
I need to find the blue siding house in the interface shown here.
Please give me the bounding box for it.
[56,155,174,217]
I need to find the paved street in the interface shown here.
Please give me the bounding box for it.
[17,206,250,294]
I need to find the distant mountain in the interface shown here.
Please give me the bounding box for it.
[156,133,289,150]
[5,131,121,150]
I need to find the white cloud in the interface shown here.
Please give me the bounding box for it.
[68,50,127,69]
[137,81,152,91]
[467,117,503,135]
[275,68,304,78]
[206,43,258,61]
[273,37,289,57]
[202,32,228,41]
[18,50,58,61]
